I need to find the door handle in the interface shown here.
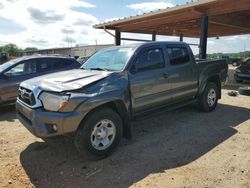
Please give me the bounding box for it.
[162,73,169,79]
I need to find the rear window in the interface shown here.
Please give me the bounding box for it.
[167,47,190,65]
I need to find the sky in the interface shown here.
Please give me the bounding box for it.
[0,0,249,55]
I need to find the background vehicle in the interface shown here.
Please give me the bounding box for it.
[0,55,80,104]
[16,42,228,159]
[221,56,242,66]
[234,57,250,83]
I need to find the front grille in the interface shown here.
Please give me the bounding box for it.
[18,87,36,106]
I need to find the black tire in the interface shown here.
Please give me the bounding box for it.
[74,107,123,160]
[239,87,250,96]
[198,82,218,112]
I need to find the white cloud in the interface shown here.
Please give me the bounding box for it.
[208,41,216,45]
[0,0,113,49]
[223,35,248,41]
[126,1,175,14]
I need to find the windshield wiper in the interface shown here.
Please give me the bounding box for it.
[88,67,110,71]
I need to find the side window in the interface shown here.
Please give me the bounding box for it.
[5,60,37,76]
[52,59,73,69]
[60,59,74,68]
[167,47,190,66]
[38,58,68,73]
[133,48,165,72]
[38,59,57,72]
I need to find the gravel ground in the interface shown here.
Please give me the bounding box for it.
[0,89,250,188]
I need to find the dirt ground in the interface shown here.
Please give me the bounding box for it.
[0,88,250,188]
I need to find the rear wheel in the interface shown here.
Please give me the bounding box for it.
[74,107,122,160]
[198,82,218,112]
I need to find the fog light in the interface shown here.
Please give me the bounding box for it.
[45,123,58,133]
[52,124,57,131]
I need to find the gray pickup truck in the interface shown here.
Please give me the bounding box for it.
[16,42,228,159]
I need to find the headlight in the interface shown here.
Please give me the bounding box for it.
[39,92,69,112]
[235,69,241,73]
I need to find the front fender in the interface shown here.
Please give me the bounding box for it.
[77,88,130,114]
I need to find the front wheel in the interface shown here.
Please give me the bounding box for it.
[198,82,218,112]
[74,107,123,160]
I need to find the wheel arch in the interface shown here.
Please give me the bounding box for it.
[77,100,132,139]
[199,74,221,99]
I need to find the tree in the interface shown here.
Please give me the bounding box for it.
[0,43,23,56]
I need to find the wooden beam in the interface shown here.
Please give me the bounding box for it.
[130,19,200,32]
[93,0,217,29]
[209,21,250,31]
[121,38,152,42]
[205,0,250,16]
[117,11,200,32]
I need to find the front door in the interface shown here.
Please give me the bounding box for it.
[0,60,37,103]
[129,47,172,113]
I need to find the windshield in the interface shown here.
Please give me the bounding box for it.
[0,59,19,72]
[81,47,134,71]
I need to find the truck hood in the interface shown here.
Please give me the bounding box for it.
[21,69,112,92]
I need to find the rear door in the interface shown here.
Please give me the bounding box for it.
[129,46,172,113]
[165,44,198,102]
[0,60,38,102]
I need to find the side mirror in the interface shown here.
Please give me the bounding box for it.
[3,72,11,79]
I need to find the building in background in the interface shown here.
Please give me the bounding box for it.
[22,44,113,58]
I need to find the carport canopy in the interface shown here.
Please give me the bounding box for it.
[93,0,250,59]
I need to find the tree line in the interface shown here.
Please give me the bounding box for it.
[0,43,38,56]
[206,51,250,59]
[194,51,250,59]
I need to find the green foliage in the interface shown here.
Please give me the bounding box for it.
[207,51,250,59]
[0,43,23,56]
[0,44,38,57]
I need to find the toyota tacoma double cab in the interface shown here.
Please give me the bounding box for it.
[16,42,228,159]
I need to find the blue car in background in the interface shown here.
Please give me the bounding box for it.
[0,55,81,104]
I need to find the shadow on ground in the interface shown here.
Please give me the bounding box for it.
[0,103,16,122]
[20,103,250,188]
